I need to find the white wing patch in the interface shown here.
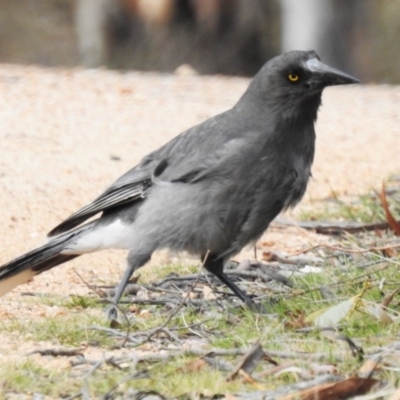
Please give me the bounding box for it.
[62,219,133,254]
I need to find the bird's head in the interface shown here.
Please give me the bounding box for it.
[245,50,359,120]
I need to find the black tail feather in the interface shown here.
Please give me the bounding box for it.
[0,226,89,295]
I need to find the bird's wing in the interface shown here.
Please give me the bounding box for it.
[47,162,155,237]
[48,111,252,237]
[148,111,259,184]
[155,135,255,184]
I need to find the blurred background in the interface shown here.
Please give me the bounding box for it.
[0,0,398,82]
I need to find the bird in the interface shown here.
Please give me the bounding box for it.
[0,50,358,318]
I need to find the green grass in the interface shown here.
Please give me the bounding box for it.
[299,194,384,222]
[0,360,74,398]
[300,183,400,223]
[1,193,400,397]
[1,262,399,398]
[0,297,112,347]
[0,357,245,398]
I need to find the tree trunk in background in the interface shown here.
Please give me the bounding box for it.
[280,0,368,76]
[280,0,334,58]
[48,0,372,79]
[75,0,115,67]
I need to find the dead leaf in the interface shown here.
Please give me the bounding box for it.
[362,302,393,325]
[226,340,265,381]
[284,310,310,330]
[263,352,279,366]
[310,293,394,328]
[382,288,400,308]
[380,182,400,235]
[309,298,355,327]
[302,376,379,400]
[382,246,398,258]
[281,376,379,400]
[279,382,334,400]
[178,358,208,373]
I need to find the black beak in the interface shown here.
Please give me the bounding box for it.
[305,58,359,88]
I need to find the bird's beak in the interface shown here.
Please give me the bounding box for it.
[305,58,359,87]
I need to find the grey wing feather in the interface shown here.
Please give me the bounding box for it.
[157,135,258,184]
[48,110,242,237]
[48,169,153,237]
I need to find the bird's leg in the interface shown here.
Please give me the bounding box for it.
[202,254,262,311]
[107,252,151,321]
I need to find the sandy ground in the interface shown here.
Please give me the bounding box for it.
[0,64,400,367]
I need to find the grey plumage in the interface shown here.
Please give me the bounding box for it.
[0,51,358,314]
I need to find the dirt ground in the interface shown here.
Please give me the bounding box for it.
[1,64,400,367]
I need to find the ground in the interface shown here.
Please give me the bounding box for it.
[0,65,400,397]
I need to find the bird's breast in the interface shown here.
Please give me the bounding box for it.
[282,144,314,209]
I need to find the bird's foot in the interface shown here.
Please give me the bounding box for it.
[106,304,119,323]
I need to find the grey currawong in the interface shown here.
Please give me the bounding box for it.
[0,51,358,317]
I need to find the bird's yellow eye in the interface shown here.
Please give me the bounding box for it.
[288,73,299,82]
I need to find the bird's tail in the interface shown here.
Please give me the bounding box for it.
[0,224,92,296]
